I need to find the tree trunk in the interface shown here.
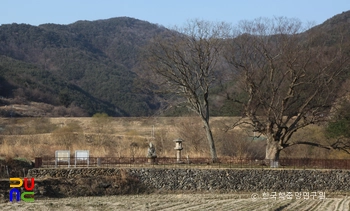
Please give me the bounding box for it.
[265,135,281,167]
[202,120,217,162]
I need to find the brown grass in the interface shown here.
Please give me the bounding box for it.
[0,117,347,161]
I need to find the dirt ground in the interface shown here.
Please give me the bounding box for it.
[1,193,349,211]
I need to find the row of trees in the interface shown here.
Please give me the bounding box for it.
[144,18,350,163]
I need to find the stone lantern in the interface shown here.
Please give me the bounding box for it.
[173,138,184,163]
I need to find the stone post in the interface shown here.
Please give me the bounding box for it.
[174,138,184,163]
[97,158,101,167]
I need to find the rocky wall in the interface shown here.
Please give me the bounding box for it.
[27,168,350,193]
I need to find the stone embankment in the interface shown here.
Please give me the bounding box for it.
[2,168,349,200]
[27,168,350,194]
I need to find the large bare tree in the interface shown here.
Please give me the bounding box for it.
[144,20,230,161]
[226,17,350,164]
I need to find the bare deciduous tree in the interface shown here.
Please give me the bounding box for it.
[144,20,230,161]
[226,17,350,164]
[91,113,114,146]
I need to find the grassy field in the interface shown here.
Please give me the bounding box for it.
[0,116,347,160]
[1,193,349,211]
[0,116,254,159]
[1,117,350,210]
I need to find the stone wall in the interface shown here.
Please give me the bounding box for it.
[27,168,350,193]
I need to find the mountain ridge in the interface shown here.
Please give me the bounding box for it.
[0,17,166,117]
[0,11,349,117]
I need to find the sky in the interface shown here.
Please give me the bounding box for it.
[1,0,350,28]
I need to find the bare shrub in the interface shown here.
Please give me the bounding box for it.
[215,129,265,159]
[90,113,115,146]
[51,121,83,149]
[175,117,208,157]
[153,128,174,157]
[52,106,68,117]
[129,140,148,158]
[0,139,18,158]
[67,105,88,117]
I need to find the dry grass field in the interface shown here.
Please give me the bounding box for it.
[1,193,350,211]
[0,116,255,159]
[1,117,350,211]
[0,116,347,161]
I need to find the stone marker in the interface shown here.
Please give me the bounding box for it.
[147,142,157,164]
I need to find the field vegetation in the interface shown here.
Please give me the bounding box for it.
[0,116,348,161]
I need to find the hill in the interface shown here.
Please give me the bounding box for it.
[0,11,350,117]
[0,17,166,117]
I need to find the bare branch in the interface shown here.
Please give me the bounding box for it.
[287,139,350,154]
[143,20,231,161]
[225,17,350,161]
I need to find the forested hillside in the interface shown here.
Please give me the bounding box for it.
[0,11,349,117]
[0,17,165,116]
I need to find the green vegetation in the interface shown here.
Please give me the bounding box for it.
[326,100,350,139]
